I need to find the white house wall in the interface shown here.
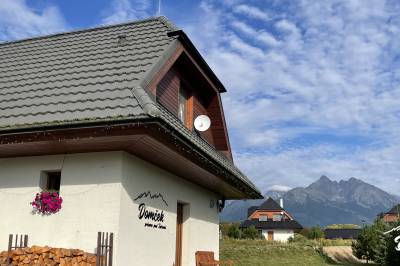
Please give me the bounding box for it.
[117,152,220,266]
[0,151,220,266]
[0,152,123,255]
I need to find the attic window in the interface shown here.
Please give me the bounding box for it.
[40,171,61,193]
[273,214,282,222]
[259,215,268,222]
[178,85,193,128]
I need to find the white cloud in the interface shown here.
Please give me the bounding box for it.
[179,0,400,194]
[245,129,282,147]
[269,185,292,192]
[231,20,279,47]
[235,142,400,195]
[101,0,152,25]
[233,4,270,22]
[0,0,66,41]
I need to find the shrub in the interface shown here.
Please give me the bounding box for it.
[298,228,310,238]
[227,224,241,239]
[220,223,232,238]
[241,226,259,240]
[288,233,308,243]
[308,226,325,239]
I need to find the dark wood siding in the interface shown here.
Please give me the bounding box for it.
[208,95,228,151]
[154,53,232,159]
[192,92,215,146]
[156,67,180,116]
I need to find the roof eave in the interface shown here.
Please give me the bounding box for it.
[0,117,262,199]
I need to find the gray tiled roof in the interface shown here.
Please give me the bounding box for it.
[0,17,174,129]
[0,16,261,198]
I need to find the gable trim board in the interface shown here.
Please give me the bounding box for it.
[0,16,261,199]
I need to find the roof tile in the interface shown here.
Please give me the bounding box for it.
[0,17,173,129]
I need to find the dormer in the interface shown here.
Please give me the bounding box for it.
[146,33,232,160]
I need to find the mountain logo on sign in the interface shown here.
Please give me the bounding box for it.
[134,191,168,207]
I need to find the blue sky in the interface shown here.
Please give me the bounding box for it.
[1,0,400,194]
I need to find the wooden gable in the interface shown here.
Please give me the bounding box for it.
[249,209,293,221]
[147,43,232,160]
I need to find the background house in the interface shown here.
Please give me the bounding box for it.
[240,197,302,242]
[324,229,361,240]
[0,17,262,266]
[378,204,400,223]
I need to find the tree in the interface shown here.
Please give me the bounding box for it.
[385,228,400,265]
[375,221,400,266]
[241,226,259,239]
[227,224,241,239]
[373,219,389,265]
[308,226,325,239]
[352,225,380,263]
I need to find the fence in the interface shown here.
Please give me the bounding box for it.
[96,232,114,266]
[7,234,28,265]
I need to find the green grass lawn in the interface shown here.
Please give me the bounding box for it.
[220,239,361,266]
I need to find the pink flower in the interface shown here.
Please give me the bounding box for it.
[31,191,63,215]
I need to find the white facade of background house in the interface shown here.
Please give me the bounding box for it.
[261,230,294,242]
[0,17,262,266]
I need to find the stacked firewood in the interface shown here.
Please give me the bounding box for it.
[0,246,97,266]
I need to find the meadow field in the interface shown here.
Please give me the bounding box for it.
[220,239,366,266]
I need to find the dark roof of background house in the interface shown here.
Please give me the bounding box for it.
[248,206,258,217]
[0,16,262,199]
[387,204,400,214]
[257,197,283,211]
[324,229,361,239]
[240,219,303,230]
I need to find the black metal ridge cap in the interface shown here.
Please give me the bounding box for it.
[167,30,227,93]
